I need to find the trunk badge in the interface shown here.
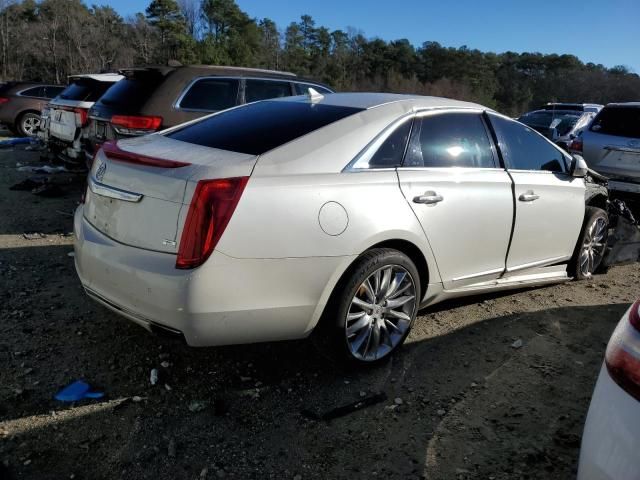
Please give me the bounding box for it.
[162,239,177,247]
[95,162,106,182]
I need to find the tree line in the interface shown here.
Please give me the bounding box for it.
[1,0,638,116]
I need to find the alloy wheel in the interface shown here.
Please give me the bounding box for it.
[579,216,607,277]
[22,115,40,136]
[345,265,417,361]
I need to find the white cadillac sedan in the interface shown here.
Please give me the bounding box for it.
[578,300,640,480]
[74,93,608,365]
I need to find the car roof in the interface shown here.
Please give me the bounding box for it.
[68,73,124,82]
[604,102,640,108]
[270,92,486,111]
[120,65,297,78]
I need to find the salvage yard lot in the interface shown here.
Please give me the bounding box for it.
[1,145,638,480]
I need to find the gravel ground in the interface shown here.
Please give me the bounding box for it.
[1,145,638,480]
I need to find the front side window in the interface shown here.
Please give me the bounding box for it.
[490,114,567,173]
[179,78,240,111]
[244,79,292,103]
[404,112,496,168]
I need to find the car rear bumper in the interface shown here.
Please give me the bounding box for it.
[578,365,640,480]
[73,207,351,346]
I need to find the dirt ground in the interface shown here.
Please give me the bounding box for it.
[1,142,639,480]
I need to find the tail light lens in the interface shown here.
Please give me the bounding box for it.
[102,141,191,168]
[0,97,9,105]
[111,115,162,131]
[605,300,640,401]
[568,137,583,153]
[73,107,89,127]
[176,177,249,269]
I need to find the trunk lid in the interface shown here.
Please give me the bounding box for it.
[84,134,257,253]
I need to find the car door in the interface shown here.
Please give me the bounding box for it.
[488,112,585,272]
[396,110,514,289]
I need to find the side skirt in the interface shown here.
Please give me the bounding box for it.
[421,264,571,307]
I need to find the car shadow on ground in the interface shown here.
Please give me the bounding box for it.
[0,243,627,480]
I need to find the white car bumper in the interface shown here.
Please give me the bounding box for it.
[578,364,640,480]
[73,207,353,346]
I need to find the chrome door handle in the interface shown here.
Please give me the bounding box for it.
[413,191,443,204]
[519,191,540,202]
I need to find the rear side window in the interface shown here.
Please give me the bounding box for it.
[97,72,165,111]
[245,79,292,103]
[20,86,46,98]
[167,101,363,155]
[350,119,413,169]
[490,114,566,173]
[404,112,496,168]
[294,83,333,95]
[45,86,65,98]
[590,107,640,139]
[59,80,114,102]
[179,78,239,111]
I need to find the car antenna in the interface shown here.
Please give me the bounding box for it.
[307,88,324,103]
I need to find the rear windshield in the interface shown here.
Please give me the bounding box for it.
[166,101,363,155]
[97,71,165,111]
[59,79,115,102]
[590,106,640,139]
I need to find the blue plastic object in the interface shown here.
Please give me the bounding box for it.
[54,380,104,402]
[0,137,35,147]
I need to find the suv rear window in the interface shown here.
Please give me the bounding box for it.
[167,100,363,155]
[97,71,165,111]
[590,106,640,139]
[60,79,115,102]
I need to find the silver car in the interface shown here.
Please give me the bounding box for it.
[74,93,608,365]
[578,102,640,195]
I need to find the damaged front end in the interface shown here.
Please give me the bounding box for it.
[586,169,640,268]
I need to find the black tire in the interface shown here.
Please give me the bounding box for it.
[312,248,421,366]
[17,112,41,137]
[569,206,608,280]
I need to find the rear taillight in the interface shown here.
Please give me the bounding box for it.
[176,177,249,269]
[111,115,162,132]
[0,97,9,105]
[568,137,583,153]
[605,300,640,401]
[73,107,89,127]
[102,141,191,168]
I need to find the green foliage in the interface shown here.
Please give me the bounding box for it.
[0,0,638,116]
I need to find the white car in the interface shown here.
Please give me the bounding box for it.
[74,93,609,365]
[40,73,123,163]
[578,300,640,479]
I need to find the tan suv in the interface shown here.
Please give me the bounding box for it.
[0,82,65,136]
[84,65,333,160]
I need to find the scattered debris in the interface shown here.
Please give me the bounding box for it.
[131,396,143,403]
[22,232,46,240]
[32,183,65,197]
[150,369,159,386]
[301,392,388,421]
[511,339,523,349]
[394,397,403,405]
[67,252,75,258]
[188,400,207,413]
[17,165,67,174]
[9,177,46,191]
[54,380,104,402]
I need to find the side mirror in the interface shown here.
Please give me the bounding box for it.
[570,154,588,178]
